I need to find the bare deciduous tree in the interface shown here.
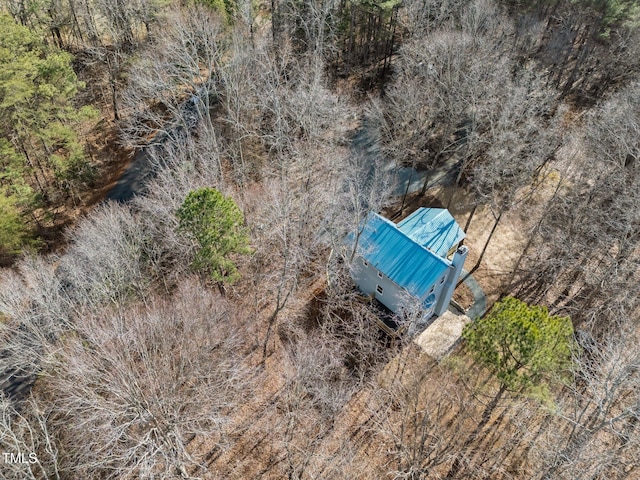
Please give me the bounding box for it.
[514,81,640,329]
[119,6,224,148]
[216,39,349,182]
[39,280,251,479]
[0,397,60,480]
[464,67,562,269]
[0,256,72,384]
[368,5,514,199]
[373,355,468,479]
[57,202,148,308]
[533,321,640,480]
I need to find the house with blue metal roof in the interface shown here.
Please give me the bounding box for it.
[349,209,468,320]
[398,208,466,259]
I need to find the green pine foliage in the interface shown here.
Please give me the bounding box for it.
[176,187,251,284]
[0,14,97,254]
[193,0,237,22]
[462,297,575,396]
[0,14,98,195]
[584,0,640,30]
[0,193,30,256]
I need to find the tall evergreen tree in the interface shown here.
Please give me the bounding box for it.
[0,14,96,253]
[463,297,575,397]
[176,187,251,284]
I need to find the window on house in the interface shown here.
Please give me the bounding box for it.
[376,285,384,295]
[440,276,445,285]
[377,271,383,278]
[429,286,435,294]
[363,260,368,267]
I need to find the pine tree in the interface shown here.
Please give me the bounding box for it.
[0,14,97,255]
[176,187,251,284]
[0,14,97,203]
[462,297,575,396]
[0,193,29,257]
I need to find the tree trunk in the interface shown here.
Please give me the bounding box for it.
[20,143,47,200]
[419,169,431,196]
[111,78,119,121]
[271,0,278,46]
[472,209,503,271]
[446,384,507,478]
[68,0,85,43]
[400,168,413,214]
[463,203,477,234]
[262,311,278,361]
[51,27,64,48]
[505,178,563,294]
[106,53,120,121]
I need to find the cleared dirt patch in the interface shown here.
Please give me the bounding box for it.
[453,282,474,310]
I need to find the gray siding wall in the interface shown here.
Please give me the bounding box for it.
[351,256,449,317]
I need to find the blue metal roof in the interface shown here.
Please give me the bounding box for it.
[351,212,450,302]
[397,208,465,258]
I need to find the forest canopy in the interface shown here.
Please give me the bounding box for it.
[0,0,639,478]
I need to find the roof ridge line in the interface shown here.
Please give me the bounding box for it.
[370,212,451,267]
